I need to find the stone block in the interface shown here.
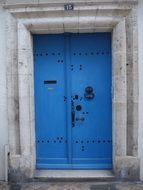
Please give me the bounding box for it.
[127,124,138,156]
[5,0,38,5]
[113,76,126,103]
[113,125,127,156]
[113,102,127,126]
[18,50,33,75]
[112,52,126,78]
[115,156,140,180]
[127,79,138,103]
[0,182,9,190]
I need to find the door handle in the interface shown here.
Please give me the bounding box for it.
[71,100,75,127]
[76,117,85,121]
[72,111,75,127]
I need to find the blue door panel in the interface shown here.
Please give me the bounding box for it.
[34,34,68,165]
[70,34,112,167]
[33,33,112,169]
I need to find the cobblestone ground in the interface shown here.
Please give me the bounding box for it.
[1,182,143,190]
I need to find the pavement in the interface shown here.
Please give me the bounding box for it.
[1,182,143,190]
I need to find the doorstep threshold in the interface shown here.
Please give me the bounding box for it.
[34,170,115,182]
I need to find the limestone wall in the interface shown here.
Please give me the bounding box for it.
[0,5,8,181]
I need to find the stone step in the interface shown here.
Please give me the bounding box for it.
[33,170,115,182]
[8,182,143,190]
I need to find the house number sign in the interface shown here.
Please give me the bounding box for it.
[64,4,74,11]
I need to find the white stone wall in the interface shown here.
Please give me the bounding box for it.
[138,0,143,181]
[0,5,8,181]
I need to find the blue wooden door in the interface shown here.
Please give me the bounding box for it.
[33,33,112,169]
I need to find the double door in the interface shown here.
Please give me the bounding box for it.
[34,33,112,169]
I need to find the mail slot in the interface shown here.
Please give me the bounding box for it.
[44,80,57,84]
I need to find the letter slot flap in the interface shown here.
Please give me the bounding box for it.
[44,80,57,84]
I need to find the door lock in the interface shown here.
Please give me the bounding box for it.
[76,105,82,111]
[76,117,85,121]
[84,86,95,100]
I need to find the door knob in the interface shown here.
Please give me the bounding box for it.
[84,86,94,100]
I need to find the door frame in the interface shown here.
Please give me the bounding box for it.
[6,1,139,180]
[18,17,126,174]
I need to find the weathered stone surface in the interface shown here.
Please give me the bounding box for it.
[7,182,143,190]
[0,182,9,190]
[18,182,143,190]
[1,181,143,190]
[115,156,140,180]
